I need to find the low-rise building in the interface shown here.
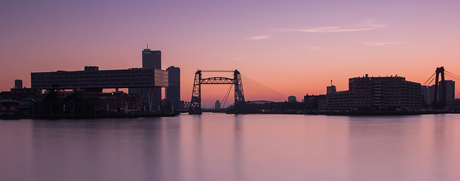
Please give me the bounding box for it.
[327,90,351,111]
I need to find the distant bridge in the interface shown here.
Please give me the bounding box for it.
[189,70,246,114]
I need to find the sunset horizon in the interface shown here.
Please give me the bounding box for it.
[2,0,460,107]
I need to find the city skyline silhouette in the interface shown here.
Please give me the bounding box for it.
[1,0,460,106]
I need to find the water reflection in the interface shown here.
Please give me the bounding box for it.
[233,115,243,181]
[0,114,460,181]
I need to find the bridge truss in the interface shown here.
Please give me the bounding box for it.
[189,70,246,114]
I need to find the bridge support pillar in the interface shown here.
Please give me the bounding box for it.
[433,67,446,108]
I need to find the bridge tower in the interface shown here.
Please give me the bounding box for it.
[433,66,447,107]
[189,70,246,114]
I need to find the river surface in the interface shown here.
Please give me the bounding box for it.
[1,113,460,181]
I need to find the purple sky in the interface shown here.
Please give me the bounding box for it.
[1,0,460,106]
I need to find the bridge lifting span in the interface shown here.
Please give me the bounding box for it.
[189,70,245,114]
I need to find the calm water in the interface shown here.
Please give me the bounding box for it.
[1,114,460,181]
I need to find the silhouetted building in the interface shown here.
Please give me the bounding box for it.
[61,91,143,114]
[322,75,422,111]
[348,75,421,110]
[31,66,167,90]
[84,66,99,71]
[325,83,350,110]
[98,92,142,113]
[327,85,336,94]
[15,79,23,89]
[215,100,221,109]
[288,96,296,102]
[304,94,326,110]
[142,49,162,105]
[166,66,180,103]
[1,88,42,101]
[327,90,351,110]
[130,49,163,109]
[444,80,455,100]
[0,100,19,115]
[142,49,161,69]
[143,49,161,106]
[422,80,455,106]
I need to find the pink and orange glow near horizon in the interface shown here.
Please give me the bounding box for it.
[2,0,460,107]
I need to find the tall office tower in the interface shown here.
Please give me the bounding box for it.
[166,66,180,103]
[129,48,162,111]
[142,49,161,69]
[143,49,162,108]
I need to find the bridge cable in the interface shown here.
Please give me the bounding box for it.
[423,72,436,86]
[445,70,460,77]
[445,71,460,81]
[241,75,287,101]
[445,72,460,83]
[221,84,233,108]
[425,75,436,87]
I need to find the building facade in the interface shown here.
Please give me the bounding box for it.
[142,49,161,69]
[143,49,161,106]
[326,90,351,111]
[166,66,180,103]
[215,100,221,109]
[15,79,23,89]
[322,75,422,111]
[288,96,296,102]
[304,94,326,110]
[130,49,163,109]
[422,80,455,106]
[348,75,422,110]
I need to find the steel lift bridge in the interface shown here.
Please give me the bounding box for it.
[189,70,246,114]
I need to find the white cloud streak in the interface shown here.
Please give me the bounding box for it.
[248,34,272,40]
[292,19,387,33]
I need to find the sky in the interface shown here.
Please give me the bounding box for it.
[1,0,460,107]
